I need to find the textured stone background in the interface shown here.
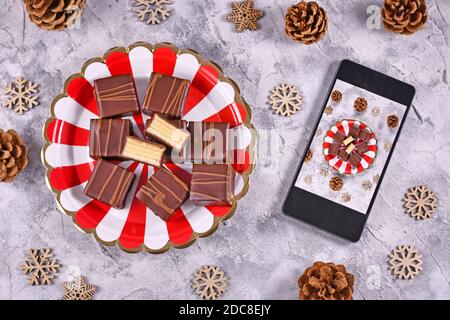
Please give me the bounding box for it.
[0,0,449,300]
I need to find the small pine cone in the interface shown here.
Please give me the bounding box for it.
[298,261,354,300]
[329,176,343,191]
[382,0,428,35]
[387,114,399,128]
[0,129,29,183]
[331,90,342,103]
[23,0,86,31]
[354,97,368,112]
[285,1,328,45]
[305,149,313,162]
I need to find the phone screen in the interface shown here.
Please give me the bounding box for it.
[294,79,408,214]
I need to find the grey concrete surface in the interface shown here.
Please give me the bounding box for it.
[0,0,449,299]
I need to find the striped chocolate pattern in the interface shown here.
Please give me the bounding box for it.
[142,73,190,118]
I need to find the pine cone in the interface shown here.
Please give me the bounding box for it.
[382,0,427,35]
[331,90,342,103]
[305,149,313,162]
[285,1,328,45]
[387,114,399,128]
[298,261,354,300]
[329,176,343,191]
[354,97,368,112]
[23,0,86,31]
[0,129,29,183]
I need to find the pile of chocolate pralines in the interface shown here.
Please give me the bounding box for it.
[84,73,235,221]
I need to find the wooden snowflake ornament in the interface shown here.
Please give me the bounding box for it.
[268,84,303,117]
[403,185,438,220]
[134,0,172,25]
[3,78,39,115]
[226,0,264,32]
[389,245,423,280]
[20,248,60,285]
[63,276,97,300]
[192,265,228,300]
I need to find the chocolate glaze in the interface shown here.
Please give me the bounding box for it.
[84,159,135,209]
[136,167,189,221]
[188,122,230,163]
[190,164,235,206]
[89,118,131,159]
[94,75,140,118]
[142,73,190,118]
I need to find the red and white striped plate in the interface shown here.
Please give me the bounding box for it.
[41,42,256,253]
[323,119,377,175]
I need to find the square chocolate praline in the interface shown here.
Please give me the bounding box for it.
[136,167,189,221]
[349,126,361,138]
[355,142,368,154]
[188,122,230,163]
[190,164,235,206]
[349,151,362,167]
[89,118,131,159]
[142,73,190,118]
[84,160,135,209]
[338,149,349,161]
[145,117,187,162]
[328,142,340,156]
[334,130,345,143]
[94,75,140,118]
[359,128,372,142]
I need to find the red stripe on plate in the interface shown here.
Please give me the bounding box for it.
[49,162,95,191]
[206,205,232,218]
[359,122,367,129]
[183,65,219,115]
[153,47,177,75]
[323,142,330,149]
[216,102,247,127]
[166,208,193,245]
[357,163,364,172]
[75,200,111,230]
[105,51,133,76]
[362,154,373,164]
[47,119,90,146]
[368,145,377,152]
[345,163,352,174]
[232,149,250,173]
[334,159,343,171]
[66,77,98,115]
[325,154,334,161]
[326,130,334,138]
[164,163,192,187]
[118,165,149,250]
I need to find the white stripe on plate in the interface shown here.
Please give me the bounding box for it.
[366,151,376,158]
[84,62,111,86]
[329,157,339,166]
[129,46,153,106]
[229,125,252,150]
[324,136,334,143]
[182,82,235,121]
[45,144,93,167]
[144,208,170,250]
[343,121,350,135]
[361,158,369,169]
[181,200,214,234]
[234,174,244,195]
[59,181,91,212]
[53,97,98,130]
[173,53,201,81]
[122,115,144,139]
[95,163,143,242]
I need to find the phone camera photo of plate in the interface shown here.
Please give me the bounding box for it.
[41,42,256,254]
[322,119,377,175]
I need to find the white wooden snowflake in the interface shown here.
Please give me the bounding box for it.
[192,265,228,300]
[134,0,172,25]
[63,276,97,300]
[20,249,60,285]
[403,185,438,220]
[362,180,373,191]
[3,78,39,115]
[389,245,423,280]
[268,84,303,117]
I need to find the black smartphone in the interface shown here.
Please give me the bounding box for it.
[282,60,416,242]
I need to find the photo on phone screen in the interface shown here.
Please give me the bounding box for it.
[294,79,408,215]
